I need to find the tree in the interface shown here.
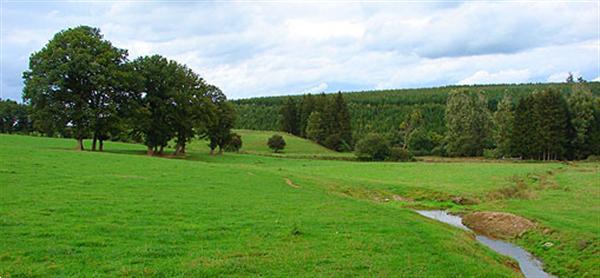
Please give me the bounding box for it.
[568,83,595,159]
[23,26,128,150]
[267,134,286,153]
[305,111,326,143]
[170,67,215,156]
[129,55,179,155]
[399,109,423,150]
[299,94,315,137]
[534,89,570,160]
[566,72,575,83]
[280,97,299,135]
[493,94,514,157]
[445,90,492,156]
[512,94,539,159]
[225,133,242,152]
[0,99,31,134]
[327,92,353,151]
[206,87,236,154]
[355,133,390,161]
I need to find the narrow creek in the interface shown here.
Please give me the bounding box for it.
[415,210,553,278]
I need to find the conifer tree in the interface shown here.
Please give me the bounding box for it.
[493,94,514,157]
[568,83,595,159]
[299,94,315,137]
[280,97,299,135]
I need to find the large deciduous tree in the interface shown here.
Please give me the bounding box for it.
[23,26,128,150]
[444,90,492,156]
[206,86,236,155]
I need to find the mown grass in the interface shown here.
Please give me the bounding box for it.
[1,134,597,277]
[1,135,519,277]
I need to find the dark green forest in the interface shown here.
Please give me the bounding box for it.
[234,82,600,158]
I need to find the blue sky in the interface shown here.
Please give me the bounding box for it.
[1,0,598,101]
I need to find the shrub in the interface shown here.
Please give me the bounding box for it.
[267,134,286,153]
[355,133,390,161]
[586,155,600,162]
[388,147,414,162]
[483,148,501,159]
[225,133,242,152]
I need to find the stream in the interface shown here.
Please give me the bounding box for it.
[415,210,553,278]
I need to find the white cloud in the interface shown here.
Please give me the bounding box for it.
[458,69,531,85]
[303,83,328,94]
[1,1,598,101]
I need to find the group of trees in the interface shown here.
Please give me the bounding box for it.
[0,99,31,134]
[444,80,599,160]
[279,92,353,151]
[19,26,236,155]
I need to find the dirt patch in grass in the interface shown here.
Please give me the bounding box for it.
[285,178,300,188]
[462,211,536,239]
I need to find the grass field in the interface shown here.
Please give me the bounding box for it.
[1,133,598,277]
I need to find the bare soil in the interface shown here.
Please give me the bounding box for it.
[462,211,536,239]
[285,178,300,188]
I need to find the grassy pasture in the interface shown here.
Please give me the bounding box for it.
[1,133,598,277]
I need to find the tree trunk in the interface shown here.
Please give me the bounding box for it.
[158,145,164,155]
[147,146,154,156]
[92,134,97,151]
[99,140,104,152]
[76,138,85,151]
[210,148,215,155]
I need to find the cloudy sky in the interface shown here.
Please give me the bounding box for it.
[0,0,598,101]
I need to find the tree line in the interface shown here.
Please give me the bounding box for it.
[444,79,599,160]
[12,26,237,155]
[279,92,353,151]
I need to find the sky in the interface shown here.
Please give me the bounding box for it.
[0,0,598,101]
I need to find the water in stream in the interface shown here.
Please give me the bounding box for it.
[415,210,553,278]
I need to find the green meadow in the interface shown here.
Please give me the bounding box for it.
[1,132,598,277]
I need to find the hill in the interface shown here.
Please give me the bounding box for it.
[233,82,600,142]
[186,129,351,159]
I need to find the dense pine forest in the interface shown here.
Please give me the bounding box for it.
[234,81,600,159]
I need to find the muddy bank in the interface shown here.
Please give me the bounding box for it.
[462,211,535,239]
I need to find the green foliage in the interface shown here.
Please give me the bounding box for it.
[493,94,514,157]
[305,111,326,143]
[280,97,299,136]
[388,147,414,162]
[267,134,286,152]
[445,90,492,156]
[234,83,600,145]
[568,83,595,159]
[224,133,242,152]
[355,133,390,161]
[483,148,501,159]
[23,26,128,150]
[0,99,31,134]
[207,98,236,155]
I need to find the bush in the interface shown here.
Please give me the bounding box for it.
[267,134,286,153]
[586,155,600,162]
[431,146,447,157]
[355,133,390,161]
[225,133,242,152]
[388,147,414,162]
[483,148,501,159]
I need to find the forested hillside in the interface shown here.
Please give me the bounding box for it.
[234,82,600,141]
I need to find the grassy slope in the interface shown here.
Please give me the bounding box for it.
[0,135,519,277]
[187,129,353,158]
[182,146,598,277]
[473,163,600,277]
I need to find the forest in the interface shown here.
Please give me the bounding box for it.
[234,80,600,160]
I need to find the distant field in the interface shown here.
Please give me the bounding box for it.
[1,134,597,277]
[187,129,354,159]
